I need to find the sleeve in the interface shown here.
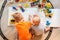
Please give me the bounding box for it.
[15,22,22,31]
[27,21,32,27]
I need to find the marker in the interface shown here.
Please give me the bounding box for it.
[12,6,18,10]
[18,5,25,12]
[20,7,25,12]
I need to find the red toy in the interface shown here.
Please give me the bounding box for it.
[15,0,19,2]
[41,3,45,8]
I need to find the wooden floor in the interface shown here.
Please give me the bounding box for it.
[44,28,60,40]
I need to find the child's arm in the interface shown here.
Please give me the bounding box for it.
[44,27,51,33]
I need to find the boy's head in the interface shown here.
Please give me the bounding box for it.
[32,15,40,26]
[12,12,23,22]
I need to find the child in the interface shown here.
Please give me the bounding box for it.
[29,14,50,40]
[12,12,32,40]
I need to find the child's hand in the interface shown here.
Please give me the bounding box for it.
[44,27,51,33]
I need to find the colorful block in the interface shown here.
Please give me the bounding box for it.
[12,6,18,10]
[41,3,45,8]
[45,2,52,9]
[18,4,25,12]
[20,7,25,12]
[45,13,49,16]
[29,0,36,2]
[24,3,29,8]
[46,20,51,26]
[15,0,19,2]
[47,9,52,13]
[10,19,15,24]
[49,13,54,18]
[20,0,23,2]
[38,4,41,8]
[42,0,46,3]
[31,2,35,7]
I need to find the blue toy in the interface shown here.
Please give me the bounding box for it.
[18,6,25,12]
[12,6,17,10]
[48,9,52,13]
[20,7,25,12]
[47,0,50,2]
[46,20,51,26]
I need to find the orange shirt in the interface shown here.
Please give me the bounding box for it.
[15,21,32,40]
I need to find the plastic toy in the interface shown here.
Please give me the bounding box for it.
[33,0,36,2]
[42,0,46,3]
[30,0,40,7]
[10,19,15,24]
[34,0,40,5]
[24,3,29,8]
[44,9,53,18]
[45,13,49,17]
[47,0,50,2]
[41,3,45,8]
[15,0,19,2]
[31,2,35,7]
[48,9,51,13]
[29,0,36,2]
[50,13,54,16]
[46,20,51,26]
[12,6,18,10]
[20,0,23,2]
[45,2,52,9]
[38,3,44,8]
[20,0,26,2]
[34,1,38,5]
[38,4,41,8]
[44,9,52,13]
[31,0,40,7]
[49,15,52,18]
[44,9,48,13]
[20,7,25,12]
[18,4,25,12]
[49,13,54,18]
[45,13,53,18]
[45,6,47,9]
[45,9,52,13]
[44,9,49,17]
